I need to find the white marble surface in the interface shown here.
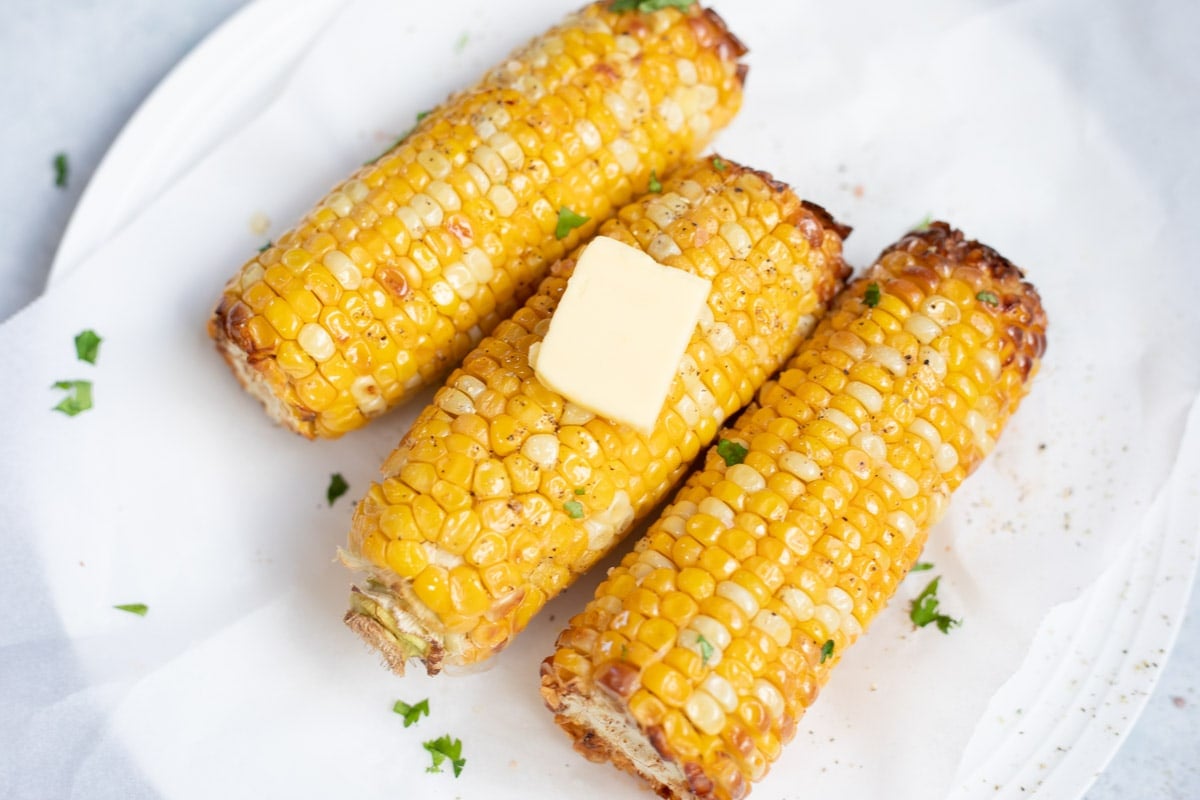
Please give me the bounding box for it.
[1,1,1195,797]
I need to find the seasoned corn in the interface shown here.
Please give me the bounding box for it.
[341,158,850,674]
[210,1,748,438]
[541,223,1048,800]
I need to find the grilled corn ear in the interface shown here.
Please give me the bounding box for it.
[210,2,748,438]
[540,223,1047,800]
[341,157,850,674]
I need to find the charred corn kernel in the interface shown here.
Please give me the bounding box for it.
[542,223,1047,800]
[211,2,749,439]
[344,158,851,675]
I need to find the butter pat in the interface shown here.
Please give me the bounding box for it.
[533,236,712,434]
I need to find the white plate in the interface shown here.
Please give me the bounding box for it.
[30,0,1200,798]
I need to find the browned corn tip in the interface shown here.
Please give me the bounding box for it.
[210,1,748,439]
[541,223,1046,800]
[343,156,851,675]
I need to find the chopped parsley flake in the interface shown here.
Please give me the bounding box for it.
[574,487,587,495]
[648,170,662,193]
[454,32,469,53]
[423,735,465,777]
[416,110,432,122]
[114,603,148,616]
[258,241,272,253]
[393,698,430,728]
[74,330,102,364]
[612,0,696,10]
[976,290,1000,306]
[910,576,961,634]
[51,380,93,417]
[555,207,590,240]
[820,639,834,664]
[696,633,714,665]
[913,214,933,232]
[563,500,585,519]
[711,156,727,172]
[911,562,934,572]
[327,473,350,506]
[365,110,433,165]
[53,152,69,188]
[716,439,747,467]
[864,282,881,308]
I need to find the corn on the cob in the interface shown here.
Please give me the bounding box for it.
[341,158,850,674]
[540,223,1048,800]
[209,2,748,438]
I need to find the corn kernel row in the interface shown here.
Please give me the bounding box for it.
[542,223,1048,800]
[210,2,748,437]
[342,157,850,674]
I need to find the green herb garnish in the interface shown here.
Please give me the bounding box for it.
[563,500,585,519]
[51,380,93,416]
[648,170,662,193]
[716,439,747,467]
[53,152,69,188]
[696,634,714,665]
[612,0,696,13]
[555,207,590,240]
[864,282,881,308]
[574,487,587,495]
[910,576,961,634]
[423,735,466,777]
[820,639,834,664]
[393,698,430,728]
[327,473,349,506]
[74,330,102,364]
[258,241,272,253]
[976,290,1000,307]
[911,562,934,572]
[365,110,434,165]
[711,156,727,172]
[454,32,469,53]
[114,603,148,616]
[913,214,933,232]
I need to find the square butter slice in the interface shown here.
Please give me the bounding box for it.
[534,236,712,434]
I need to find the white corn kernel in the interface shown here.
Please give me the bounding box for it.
[846,381,883,414]
[604,91,635,129]
[676,180,705,201]
[822,408,858,437]
[726,463,766,493]
[437,388,474,416]
[350,375,385,415]
[429,280,456,307]
[910,418,942,449]
[395,206,425,239]
[697,497,734,529]
[472,145,508,183]
[970,311,996,338]
[935,443,960,473]
[716,581,759,618]
[660,515,686,536]
[689,615,732,650]
[880,466,919,500]
[753,610,792,648]
[852,430,887,463]
[920,295,961,326]
[323,250,362,291]
[488,132,524,169]
[976,347,1002,381]
[464,248,494,284]
[658,98,684,133]
[676,395,700,427]
[675,58,698,85]
[297,323,335,362]
[919,345,948,379]
[780,451,822,482]
[814,605,841,636]
[426,180,461,213]
[560,402,595,426]
[887,510,917,541]
[867,343,907,376]
[779,587,815,622]
[719,222,753,259]
[609,139,639,174]
[574,119,602,153]
[326,192,352,217]
[684,690,727,736]
[343,179,369,203]
[488,185,518,218]
[842,449,872,480]
[455,374,486,399]
[754,679,786,721]
[521,433,560,468]
[648,233,682,261]
[417,150,452,181]
[829,330,867,361]
[638,549,673,572]
[708,322,735,355]
[826,587,854,617]
[701,674,739,714]
[905,313,942,344]
[964,410,991,448]
[463,162,490,194]
[410,194,443,227]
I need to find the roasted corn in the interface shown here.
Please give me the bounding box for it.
[341,157,850,674]
[541,223,1048,800]
[210,1,748,438]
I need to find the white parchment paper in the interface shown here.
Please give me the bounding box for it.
[2,1,1198,798]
